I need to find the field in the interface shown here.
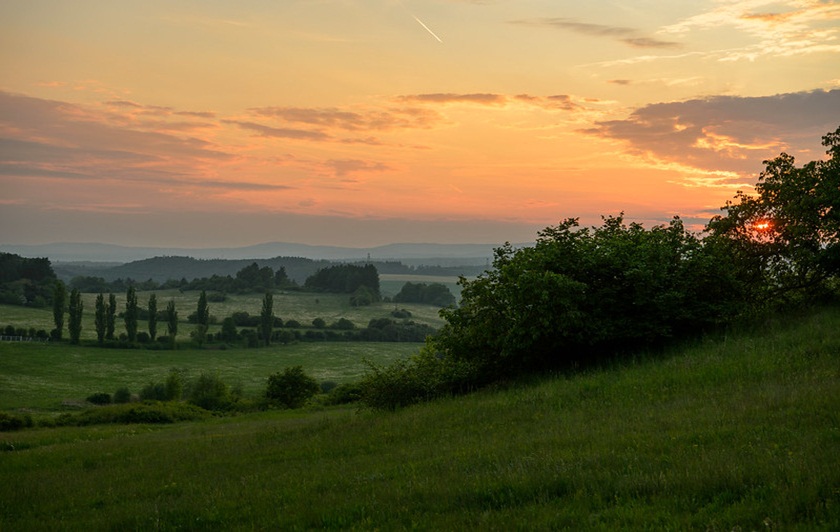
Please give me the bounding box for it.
[1,304,838,529]
[0,287,447,342]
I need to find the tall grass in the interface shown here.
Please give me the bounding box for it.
[1,308,838,529]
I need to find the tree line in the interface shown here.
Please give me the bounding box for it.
[359,126,840,409]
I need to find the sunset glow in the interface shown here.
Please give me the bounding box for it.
[1,1,839,248]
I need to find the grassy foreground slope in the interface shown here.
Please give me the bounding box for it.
[2,308,839,530]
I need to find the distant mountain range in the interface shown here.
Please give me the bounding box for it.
[0,241,515,265]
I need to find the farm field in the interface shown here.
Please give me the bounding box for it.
[1,307,838,529]
[0,341,421,413]
[0,288,447,343]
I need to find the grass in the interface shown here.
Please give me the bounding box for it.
[0,341,421,412]
[0,289,446,342]
[1,308,838,529]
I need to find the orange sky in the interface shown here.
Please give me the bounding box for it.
[1,0,839,248]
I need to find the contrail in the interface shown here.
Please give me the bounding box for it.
[412,14,443,43]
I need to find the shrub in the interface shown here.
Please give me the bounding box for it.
[86,392,112,405]
[56,402,209,426]
[325,382,363,405]
[113,387,132,404]
[0,412,34,432]
[265,366,319,409]
[188,372,231,411]
[140,382,168,402]
[320,380,338,394]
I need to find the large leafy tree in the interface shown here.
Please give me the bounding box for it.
[67,288,83,345]
[434,215,740,382]
[706,126,840,303]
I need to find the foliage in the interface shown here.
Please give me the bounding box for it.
[305,264,381,300]
[187,372,231,411]
[67,288,83,345]
[393,281,456,307]
[106,293,116,340]
[165,299,178,347]
[94,293,107,345]
[52,281,65,341]
[55,402,210,426]
[113,387,132,404]
[260,291,273,346]
[430,215,741,384]
[706,126,840,305]
[147,293,158,341]
[86,392,111,405]
[265,366,320,409]
[193,290,210,347]
[0,253,55,307]
[124,286,138,343]
[0,411,34,431]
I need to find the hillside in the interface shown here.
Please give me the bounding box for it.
[1,307,837,529]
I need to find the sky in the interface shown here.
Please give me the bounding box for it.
[1,0,839,249]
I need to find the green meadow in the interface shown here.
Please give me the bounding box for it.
[1,305,838,529]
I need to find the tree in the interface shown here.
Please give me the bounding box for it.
[265,366,319,409]
[166,299,178,348]
[124,286,138,343]
[147,293,158,341]
[194,290,209,347]
[52,281,66,340]
[106,293,117,340]
[94,293,107,345]
[706,126,840,304]
[432,215,740,384]
[260,291,274,346]
[67,288,83,345]
[220,317,238,343]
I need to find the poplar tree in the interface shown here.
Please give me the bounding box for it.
[106,293,117,340]
[166,300,178,349]
[260,291,274,346]
[194,290,209,347]
[148,293,158,341]
[124,286,138,343]
[67,288,83,345]
[94,293,107,345]
[52,281,66,340]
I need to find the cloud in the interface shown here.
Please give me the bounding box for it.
[509,17,681,49]
[661,0,840,60]
[586,89,840,182]
[398,93,508,105]
[325,159,392,177]
[248,105,441,131]
[224,120,331,141]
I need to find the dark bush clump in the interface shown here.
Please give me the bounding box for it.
[265,366,319,409]
[0,412,34,432]
[113,387,132,404]
[86,392,112,405]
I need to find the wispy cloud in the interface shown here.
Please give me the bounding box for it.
[509,17,681,49]
[398,93,508,105]
[661,0,840,60]
[585,89,840,184]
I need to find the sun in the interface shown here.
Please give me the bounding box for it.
[753,220,772,231]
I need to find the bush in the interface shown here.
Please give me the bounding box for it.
[56,402,209,426]
[265,366,319,409]
[0,412,34,432]
[140,382,168,402]
[188,372,231,411]
[325,382,363,405]
[86,392,112,405]
[113,387,132,404]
